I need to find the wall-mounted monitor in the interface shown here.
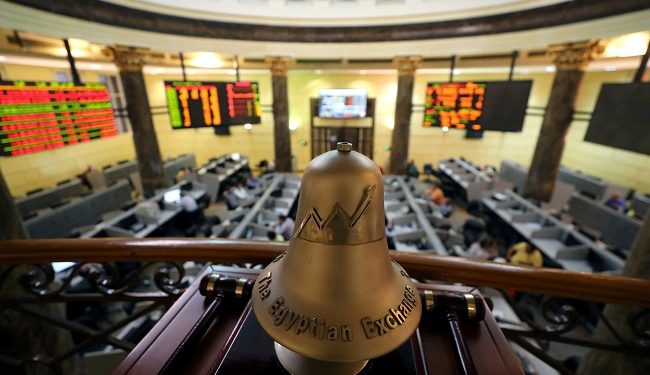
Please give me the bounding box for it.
[164,81,261,130]
[0,81,119,157]
[318,89,367,119]
[584,82,650,156]
[423,81,532,133]
[481,81,532,132]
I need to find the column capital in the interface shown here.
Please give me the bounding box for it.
[105,45,148,72]
[394,56,422,76]
[266,56,293,76]
[547,40,604,71]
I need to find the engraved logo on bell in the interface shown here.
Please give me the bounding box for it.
[294,185,384,245]
[268,297,353,342]
[360,286,418,339]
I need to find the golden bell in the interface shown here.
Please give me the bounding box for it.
[252,142,422,375]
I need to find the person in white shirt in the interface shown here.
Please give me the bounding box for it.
[273,215,295,240]
[180,193,199,212]
[233,182,249,200]
[465,237,498,260]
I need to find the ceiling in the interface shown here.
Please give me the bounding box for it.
[0,0,648,58]
[103,0,568,27]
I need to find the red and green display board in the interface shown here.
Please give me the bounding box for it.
[0,81,118,156]
[164,81,261,130]
[423,82,486,131]
[423,80,532,133]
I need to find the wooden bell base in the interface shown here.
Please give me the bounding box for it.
[113,266,523,375]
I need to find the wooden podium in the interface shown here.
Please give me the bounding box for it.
[113,266,523,375]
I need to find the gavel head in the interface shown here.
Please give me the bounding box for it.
[252,142,422,375]
[421,290,486,323]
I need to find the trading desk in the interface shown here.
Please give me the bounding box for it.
[81,183,207,238]
[482,190,624,273]
[15,179,86,217]
[384,176,447,255]
[195,154,249,202]
[438,158,491,202]
[113,266,523,375]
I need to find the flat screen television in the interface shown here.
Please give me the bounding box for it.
[165,81,261,130]
[481,81,532,132]
[584,82,650,155]
[318,89,367,118]
[423,81,532,133]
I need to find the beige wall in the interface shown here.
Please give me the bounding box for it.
[1,62,648,197]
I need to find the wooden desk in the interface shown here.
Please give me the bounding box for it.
[113,266,523,375]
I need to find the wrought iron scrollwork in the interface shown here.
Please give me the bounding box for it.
[495,289,650,374]
[629,308,650,341]
[0,261,194,375]
[10,261,187,297]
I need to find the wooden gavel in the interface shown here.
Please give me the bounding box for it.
[421,290,486,375]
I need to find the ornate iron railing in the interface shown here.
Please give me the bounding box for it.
[1,238,649,374]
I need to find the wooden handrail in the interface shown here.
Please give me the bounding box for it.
[1,238,649,307]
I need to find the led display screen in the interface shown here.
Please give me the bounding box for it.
[165,81,261,130]
[423,81,532,133]
[318,89,367,118]
[423,82,485,131]
[584,82,650,155]
[0,81,118,157]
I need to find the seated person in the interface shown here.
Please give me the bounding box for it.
[177,190,205,232]
[233,182,249,200]
[246,174,261,189]
[223,185,241,210]
[604,192,626,212]
[406,159,420,178]
[465,237,498,260]
[266,230,285,242]
[427,185,453,217]
[77,165,97,189]
[273,215,295,240]
[507,242,543,267]
[175,167,193,183]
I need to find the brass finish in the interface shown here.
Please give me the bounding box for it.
[274,342,368,375]
[337,142,353,152]
[252,145,422,374]
[235,278,248,297]
[464,293,477,320]
[423,290,435,312]
[205,274,218,294]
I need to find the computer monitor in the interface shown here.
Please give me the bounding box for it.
[163,189,181,204]
[51,262,76,273]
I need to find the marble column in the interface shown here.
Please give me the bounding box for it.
[523,41,602,201]
[578,212,650,375]
[0,167,27,240]
[107,45,166,196]
[389,56,421,175]
[267,57,293,172]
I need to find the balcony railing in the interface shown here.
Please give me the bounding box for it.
[1,238,649,374]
